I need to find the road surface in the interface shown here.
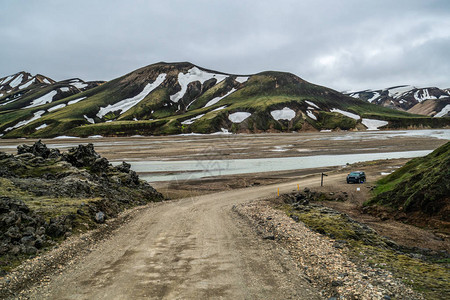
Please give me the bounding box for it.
[28,174,340,299]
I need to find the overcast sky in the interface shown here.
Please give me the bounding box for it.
[1,0,449,91]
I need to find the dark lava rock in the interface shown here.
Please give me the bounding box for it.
[17,140,51,158]
[62,143,100,168]
[115,161,131,173]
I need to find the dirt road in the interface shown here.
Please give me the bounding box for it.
[26,174,336,299]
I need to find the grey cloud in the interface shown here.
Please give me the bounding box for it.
[0,0,449,91]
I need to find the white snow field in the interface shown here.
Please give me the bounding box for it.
[8,74,24,88]
[228,112,251,123]
[414,89,436,102]
[97,73,166,118]
[367,92,380,103]
[70,81,88,90]
[0,75,14,85]
[19,78,35,90]
[235,76,249,83]
[270,107,296,121]
[35,123,48,130]
[24,90,58,109]
[305,100,320,109]
[212,105,227,112]
[387,86,415,98]
[68,97,87,105]
[330,108,360,120]
[181,114,205,125]
[170,67,227,103]
[434,104,450,117]
[60,87,70,92]
[361,118,388,130]
[5,110,46,132]
[306,110,317,120]
[84,115,95,124]
[47,104,66,112]
[205,88,236,107]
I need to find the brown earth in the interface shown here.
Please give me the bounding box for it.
[0,131,448,298]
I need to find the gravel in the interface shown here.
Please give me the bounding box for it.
[234,200,424,300]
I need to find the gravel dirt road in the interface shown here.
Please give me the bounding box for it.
[25,175,336,299]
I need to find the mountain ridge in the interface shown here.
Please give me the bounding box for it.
[1,62,449,138]
[345,85,450,117]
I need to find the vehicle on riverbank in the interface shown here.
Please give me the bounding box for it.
[347,171,366,183]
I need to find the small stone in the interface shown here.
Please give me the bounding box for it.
[95,211,105,223]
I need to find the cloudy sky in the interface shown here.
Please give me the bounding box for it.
[1,0,449,91]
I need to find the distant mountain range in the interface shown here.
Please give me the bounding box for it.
[0,63,448,138]
[344,86,450,117]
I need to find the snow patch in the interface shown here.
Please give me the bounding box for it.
[8,74,24,88]
[47,103,66,112]
[0,75,14,85]
[43,78,51,84]
[367,92,380,103]
[387,86,415,98]
[84,115,95,124]
[170,67,227,103]
[414,89,437,102]
[70,81,88,89]
[212,105,227,112]
[5,110,46,132]
[270,107,296,121]
[68,97,86,105]
[19,78,35,90]
[228,112,251,123]
[331,108,360,120]
[306,110,317,120]
[211,128,232,135]
[97,73,166,118]
[305,100,320,109]
[24,90,58,109]
[205,88,236,107]
[235,76,249,83]
[53,135,77,139]
[434,104,450,117]
[361,118,388,130]
[35,123,48,131]
[181,114,205,125]
[1,98,18,106]
[60,87,70,92]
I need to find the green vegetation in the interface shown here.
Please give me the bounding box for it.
[366,142,450,219]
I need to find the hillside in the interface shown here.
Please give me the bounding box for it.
[366,142,450,229]
[0,141,162,273]
[1,62,449,138]
[345,85,450,117]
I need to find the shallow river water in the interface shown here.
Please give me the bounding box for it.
[128,150,431,182]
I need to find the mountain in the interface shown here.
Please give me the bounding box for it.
[366,141,450,229]
[345,85,450,117]
[0,62,448,138]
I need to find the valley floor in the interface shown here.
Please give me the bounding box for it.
[0,130,448,298]
[2,169,427,299]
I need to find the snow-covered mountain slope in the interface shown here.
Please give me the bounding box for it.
[1,62,448,138]
[345,85,450,117]
[0,71,104,111]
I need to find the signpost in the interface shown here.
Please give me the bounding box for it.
[321,172,328,186]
